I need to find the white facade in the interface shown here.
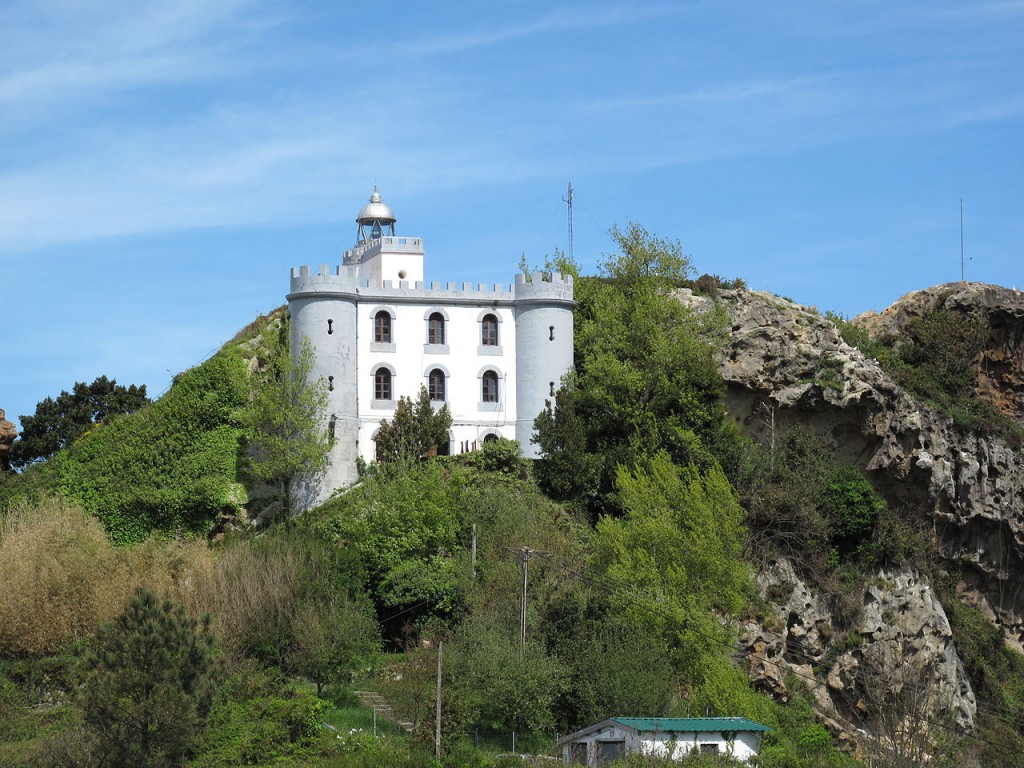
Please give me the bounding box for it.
[558,718,770,766]
[288,190,574,509]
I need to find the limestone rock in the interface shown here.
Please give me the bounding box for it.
[748,560,976,734]
[0,409,16,472]
[683,285,1024,648]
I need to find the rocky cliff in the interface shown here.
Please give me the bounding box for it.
[680,282,1024,739]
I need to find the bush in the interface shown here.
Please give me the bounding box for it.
[0,499,124,655]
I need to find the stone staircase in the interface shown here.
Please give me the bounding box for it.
[353,689,415,733]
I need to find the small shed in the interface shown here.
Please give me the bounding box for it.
[558,717,772,765]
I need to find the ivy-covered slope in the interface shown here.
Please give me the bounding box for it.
[0,319,273,544]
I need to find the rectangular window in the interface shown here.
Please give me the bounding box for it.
[597,741,625,764]
[428,313,445,345]
[374,312,392,343]
[374,371,392,401]
[481,372,499,403]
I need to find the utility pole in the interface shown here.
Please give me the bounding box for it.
[507,546,546,656]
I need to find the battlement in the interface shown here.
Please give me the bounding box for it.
[289,265,573,304]
[344,236,424,265]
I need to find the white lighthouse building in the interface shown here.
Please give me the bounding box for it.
[288,189,574,509]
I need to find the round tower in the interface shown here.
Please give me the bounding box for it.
[356,187,396,243]
[513,272,575,457]
[287,266,360,510]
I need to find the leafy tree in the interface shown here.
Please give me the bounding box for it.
[245,318,331,515]
[448,616,566,734]
[593,453,750,684]
[544,592,676,728]
[79,588,220,767]
[10,375,148,469]
[374,386,453,465]
[533,223,729,518]
[312,461,468,630]
[290,597,380,696]
[819,466,886,562]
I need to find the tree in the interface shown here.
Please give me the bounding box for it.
[79,588,220,767]
[10,375,148,468]
[374,386,452,465]
[593,453,750,684]
[245,318,331,515]
[290,596,380,696]
[533,223,729,518]
[448,616,566,734]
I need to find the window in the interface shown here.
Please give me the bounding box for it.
[700,744,720,754]
[571,743,587,765]
[374,311,392,343]
[427,312,446,345]
[428,368,446,401]
[481,313,498,346]
[597,742,625,764]
[482,433,499,444]
[374,368,392,401]
[481,370,499,403]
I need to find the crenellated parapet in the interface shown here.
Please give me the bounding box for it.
[290,266,574,305]
[513,272,575,303]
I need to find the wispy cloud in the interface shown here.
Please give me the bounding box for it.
[0,0,267,131]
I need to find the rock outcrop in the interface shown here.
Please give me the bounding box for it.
[746,559,976,736]
[0,409,16,472]
[679,282,1024,737]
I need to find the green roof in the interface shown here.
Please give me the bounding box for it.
[611,717,772,733]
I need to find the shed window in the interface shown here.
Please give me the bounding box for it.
[374,369,392,401]
[570,743,587,765]
[428,369,446,401]
[427,312,446,345]
[481,314,499,346]
[374,311,392,343]
[598,742,625,763]
[481,370,499,403]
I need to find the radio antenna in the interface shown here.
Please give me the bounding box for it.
[563,182,574,263]
[960,198,965,282]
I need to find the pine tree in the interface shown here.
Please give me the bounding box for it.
[79,589,220,767]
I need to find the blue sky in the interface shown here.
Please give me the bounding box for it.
[3,1,1022,431]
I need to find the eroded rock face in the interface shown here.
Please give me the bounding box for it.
[746,560,976,735]
[0,409,16,472]
[678,282,1024,740]
[679,285,1024,649]
[853,282,1024,424]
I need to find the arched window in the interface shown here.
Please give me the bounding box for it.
[427,312,446,345]
[482,433,499,444]
[481,313,499,346]
[374,368,392,401]
[374,310,392,343]
[428,368,446,401]
[481,370,499,403]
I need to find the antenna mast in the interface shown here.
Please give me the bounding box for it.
[563,182,574,262]
[960,198,965,282]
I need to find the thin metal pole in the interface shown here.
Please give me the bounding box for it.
[961,198,965,282]
[435,640,443,759]
[563,182,574,263]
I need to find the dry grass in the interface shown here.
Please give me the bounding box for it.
[0,498,218,656]
[0,498,124,655]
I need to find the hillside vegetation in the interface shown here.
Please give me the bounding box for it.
[1,227,1021,766]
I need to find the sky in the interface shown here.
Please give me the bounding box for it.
[2,0,1023,431]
